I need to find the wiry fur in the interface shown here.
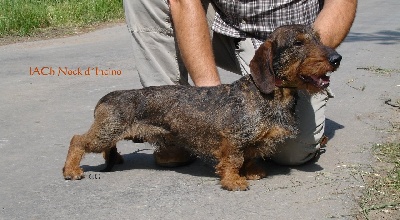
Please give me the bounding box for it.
[62,25,341,191]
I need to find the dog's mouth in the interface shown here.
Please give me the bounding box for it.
[300,73,331,88]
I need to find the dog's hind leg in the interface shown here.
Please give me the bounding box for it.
[62,134,88,180]
[63,104,126,179]
[63,127,123,179]
[100,133,144,172]
[101,146,124,172]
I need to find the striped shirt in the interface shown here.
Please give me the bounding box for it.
[212,0,321,47]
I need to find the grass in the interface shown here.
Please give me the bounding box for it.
[0,0,124,37]
[360,142,400,219]
[357,66,400,75]
[374,143,400,189]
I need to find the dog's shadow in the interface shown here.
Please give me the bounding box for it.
[81,150,218,178]
[81,150,321,179]
[82,118,343,178]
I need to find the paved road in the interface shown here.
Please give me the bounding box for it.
[1,0,399,219]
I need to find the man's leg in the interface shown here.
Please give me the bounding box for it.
[124,0,190,87]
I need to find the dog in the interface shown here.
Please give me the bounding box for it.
[62,24,341,191]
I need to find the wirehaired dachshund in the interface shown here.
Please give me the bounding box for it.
[62,24,342,191]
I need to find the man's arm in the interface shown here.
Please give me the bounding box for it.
[169,0,221,87]
[313,0,358,48]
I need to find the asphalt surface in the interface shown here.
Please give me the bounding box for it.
[1,0,399,219]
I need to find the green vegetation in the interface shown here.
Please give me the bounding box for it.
[373,142,400,192]
[360,142,400,219]
[0,0,124,37]
[357,66,400,75]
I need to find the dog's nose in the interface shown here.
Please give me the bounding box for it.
[329,54,342,68]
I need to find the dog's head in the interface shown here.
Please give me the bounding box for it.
[250,24,342,94]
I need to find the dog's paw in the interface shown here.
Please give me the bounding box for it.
[221,176,249,191]
[245,173,266,180]
[244,169,267,180]
[240,159,267,180]
[63,167,85,180]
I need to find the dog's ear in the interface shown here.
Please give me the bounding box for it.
[249,41,275,94]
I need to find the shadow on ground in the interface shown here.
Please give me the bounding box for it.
[345,29,400,45]
[81,118,345,180]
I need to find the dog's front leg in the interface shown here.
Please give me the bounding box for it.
[216,162,249,191]
[214,139,249,191]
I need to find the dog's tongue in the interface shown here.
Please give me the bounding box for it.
[311,75,330,88]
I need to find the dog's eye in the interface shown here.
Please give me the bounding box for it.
[293,40,303,46]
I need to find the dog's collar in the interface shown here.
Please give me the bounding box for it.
[275,78,297,88]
